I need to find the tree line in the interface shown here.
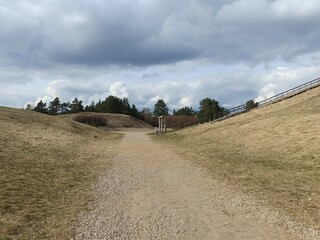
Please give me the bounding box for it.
[33,96,139,117]
[31,96,258,128]
[152,98,229,118]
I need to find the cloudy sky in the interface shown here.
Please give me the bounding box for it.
[1,0,320,111]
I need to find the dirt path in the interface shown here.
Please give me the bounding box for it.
[72,131,301,239]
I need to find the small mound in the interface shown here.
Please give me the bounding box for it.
[72,112,152,130]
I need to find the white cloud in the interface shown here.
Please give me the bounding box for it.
[271,0,320,18]
[10,62,317,111]
[45,80,65,97]
[178,96,193,107]
[26,95,53,108]
[108,81,128,98]
[255,83,278,102]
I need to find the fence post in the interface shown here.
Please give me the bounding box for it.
[158,116,166,134]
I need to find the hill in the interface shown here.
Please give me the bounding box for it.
[69,112,152,130]
[158,86,320,234]
[0,107,122,239]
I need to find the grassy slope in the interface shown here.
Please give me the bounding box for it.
[61,112,153,129]
[0,107,122,240]
[157,87,320,230]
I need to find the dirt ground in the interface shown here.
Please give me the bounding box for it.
[71,130,306,240]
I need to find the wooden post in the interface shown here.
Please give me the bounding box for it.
[158,116,166,134]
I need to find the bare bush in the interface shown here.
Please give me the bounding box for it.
[165,115,196,129]
[73,114,107,127]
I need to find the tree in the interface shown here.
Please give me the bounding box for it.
[103,95,122,113]
[60,102,70,114]
[198,98,225,119]
[245,99,258,111]
[48,97,61,115]
[138,108,157,126]
[153,99,169,117]
[131,104,139,118]
[121,98,131,114]
[95,99,103,112]
[25,104,33,110]
[85,101,96,112]
[70,97,84,113]
[174,107,195,116]
[33,100,48,114]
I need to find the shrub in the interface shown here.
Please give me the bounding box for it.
[245,99,259,111]
[165,115,197,129]
[73,114,107,127]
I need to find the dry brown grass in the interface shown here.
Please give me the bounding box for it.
[157,87,320,231]
[0,107,122,240]
[61,112,152,130]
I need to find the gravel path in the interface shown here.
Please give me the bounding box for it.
[71,131,302,240]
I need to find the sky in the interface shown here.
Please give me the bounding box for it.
[1,0,320,111]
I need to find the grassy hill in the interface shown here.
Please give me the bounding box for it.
[67,112,153,130]
[0,107,122,239]
[157,86,320,232]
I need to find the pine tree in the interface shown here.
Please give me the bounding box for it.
[95,100,103,112]
[48,97,61,115]
[153,99,169,117]
[198,98,224,119]
[174,107,195,116]
[70,98,84,113]
[60,102,70,114]
[103,95,122,113]
[245,99,258,111]
[131,104,139,118]
[85,101,96,112]
[33,100,48,114]
[121,98,131,114]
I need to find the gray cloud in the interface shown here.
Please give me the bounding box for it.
[1,0,320,109]
[1,0,320,68]
[142,73,160,79]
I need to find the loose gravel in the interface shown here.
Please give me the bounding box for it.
[71,131,306,240]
